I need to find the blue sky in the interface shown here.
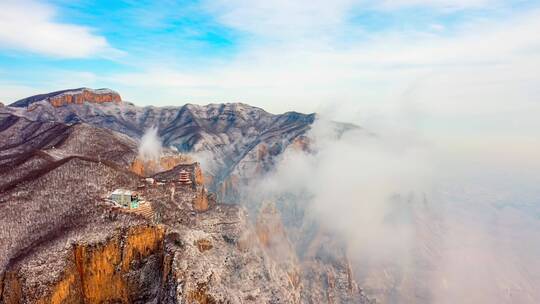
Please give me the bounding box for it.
[1,0,539,157]
[0,1,538,105]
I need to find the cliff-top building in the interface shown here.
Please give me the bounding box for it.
[111,189,139,209]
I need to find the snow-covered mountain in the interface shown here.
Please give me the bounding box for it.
[6,88,324,198]
[0,89,373,303]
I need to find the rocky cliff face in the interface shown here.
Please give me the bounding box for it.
[10,88,121,108]
[130,155,194,177]
[1,225,167,304]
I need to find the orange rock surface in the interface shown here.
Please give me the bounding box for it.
[130,158,145,176]
[130,155,194,177]
[0,271,24,304]
[2,225,166,304]
[193,187,209,212]
[194,164,205,185]
[49,89,121,107]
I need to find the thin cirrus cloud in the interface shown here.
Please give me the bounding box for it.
[0,0,119,58]
[376,0,494,9]
[204,0,357,38]
[203,0,495,39]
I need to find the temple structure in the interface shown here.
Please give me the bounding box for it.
[178,170,192,185]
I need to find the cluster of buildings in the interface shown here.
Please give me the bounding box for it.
[109,165,208,214]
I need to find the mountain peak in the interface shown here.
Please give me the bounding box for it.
[10,87,122,108]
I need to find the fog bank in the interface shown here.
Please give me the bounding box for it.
[138,126,162,162]
[242,113,540,303]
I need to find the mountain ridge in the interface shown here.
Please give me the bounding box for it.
[2,88,323,199]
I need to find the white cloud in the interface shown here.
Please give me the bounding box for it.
[108,69,205,88]
[0,0,119,58]
[108,8,540,116]
[204,0,498,40]
[0,84,42,105]
[204,0,357,38]
[376,0,494,10]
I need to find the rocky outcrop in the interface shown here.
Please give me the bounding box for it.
[10,88,121,108]
[130,155,195,177]
[289,135,311,152]
[48,89,121,107]
[130,157,154,176]
[194,165,205,185]
[218,174,240,203]
[0,225,167,304]
[166,204,303,303]
[256,202,289,248]
[193,187,209,212]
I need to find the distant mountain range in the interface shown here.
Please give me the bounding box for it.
[5,88,326,197]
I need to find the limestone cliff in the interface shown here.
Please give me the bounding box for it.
[48,88,121,107]
[9,88,121,109]
[193,187,209,212]
[0,225,167,304]
[130,155,194,177]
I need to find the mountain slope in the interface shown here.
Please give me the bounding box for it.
[0,112,139,192]
[0,108,372,303]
